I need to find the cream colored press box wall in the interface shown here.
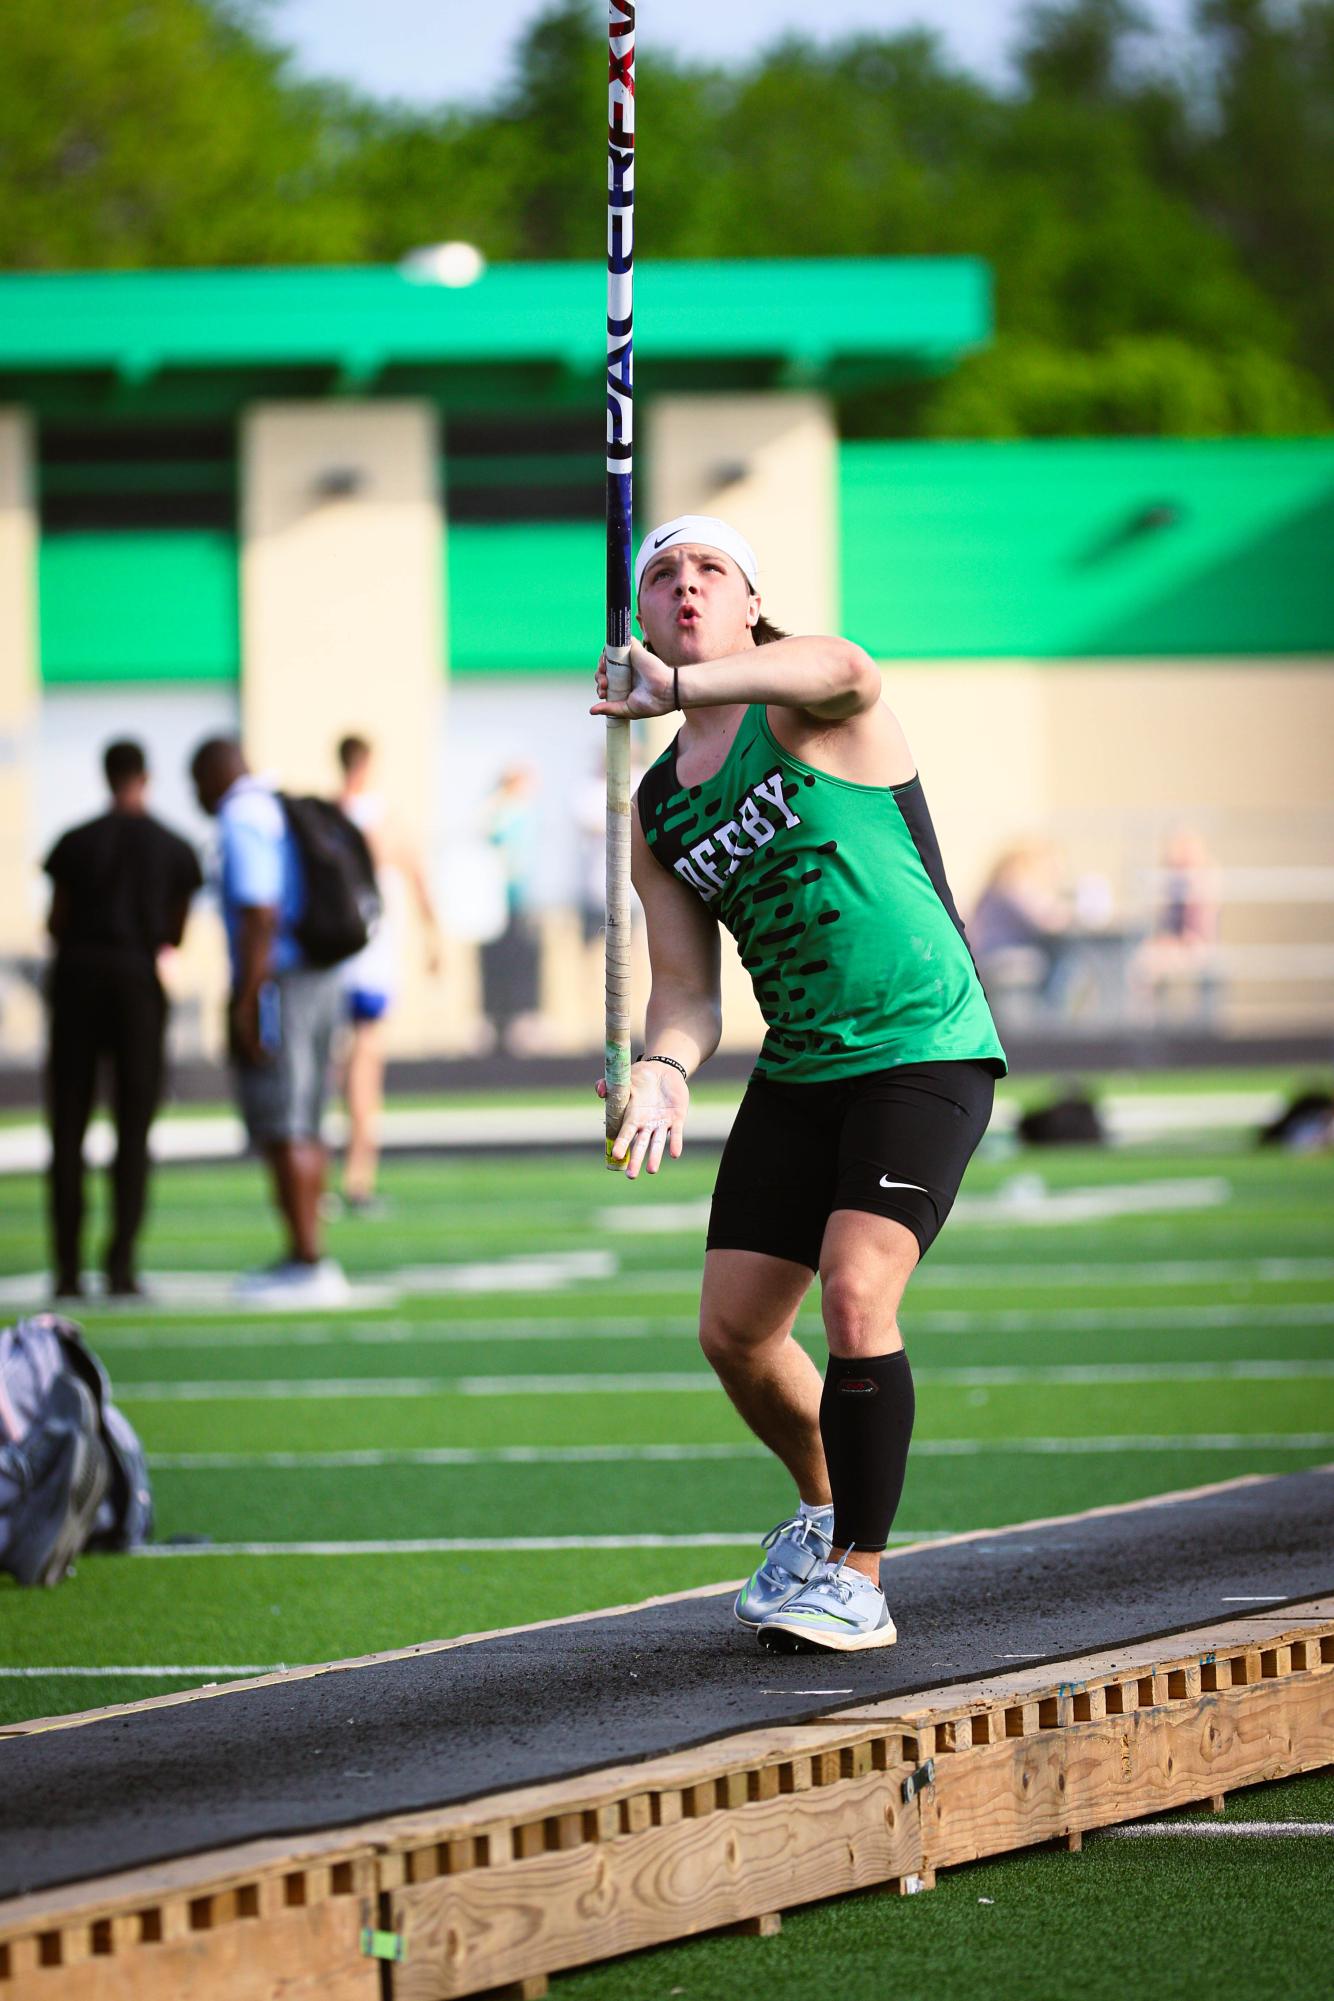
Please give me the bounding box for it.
[647,392,838,638]
[0,411,37,950]
[0,411,45,1062]
[240,402,454,1052]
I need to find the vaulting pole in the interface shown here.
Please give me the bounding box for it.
[604,0,636,1161]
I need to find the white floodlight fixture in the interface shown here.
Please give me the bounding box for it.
[399,241,487,288]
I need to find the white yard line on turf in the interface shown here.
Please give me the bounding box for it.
[618,1258,1334,1293]
[599,1177,1234,1234]
[907,1257,1334,1287]
[0,1666,278,1679]
[450,1361,1334,1394]
[0,1090,1288,1177]
[90,1302,1334,1349]
[10,1256,1330,1324]
[118,1359,1334,1400]
[1096,1822,1334,1839]
[129,1532,948,1556]
[146,1434,1334,1470]
[0,1250,618,1315]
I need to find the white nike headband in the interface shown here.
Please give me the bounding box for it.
[634,515,760,598]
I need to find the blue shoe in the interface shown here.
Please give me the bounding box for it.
[733,1508,834,1627]
[758,1560,898,1654]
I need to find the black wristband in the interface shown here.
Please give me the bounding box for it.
[642,1053,689,1082]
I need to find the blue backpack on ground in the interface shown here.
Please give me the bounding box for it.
[0,1315,153,1588]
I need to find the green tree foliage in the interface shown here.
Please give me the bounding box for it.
[0,0,366,266]
[0,0,1329,436]
[1188,1,1334,391]
[924,336,1330,437]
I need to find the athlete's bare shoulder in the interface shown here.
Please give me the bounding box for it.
[766,679,915,789]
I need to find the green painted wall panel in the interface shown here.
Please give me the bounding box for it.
[447,522,604,674]
[40,532,239,684]
[840,440,1334,658]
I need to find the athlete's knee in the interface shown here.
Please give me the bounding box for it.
[699,1302,779,1373]
[821,1267,903,1359]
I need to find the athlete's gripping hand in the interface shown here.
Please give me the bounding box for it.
[597,1059,688,1179]
[590,639,676,720]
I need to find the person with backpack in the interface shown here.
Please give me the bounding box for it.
[44,739,203,1300]
[189,737,371,1307]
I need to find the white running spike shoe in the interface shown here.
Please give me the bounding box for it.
[733,1508,835,1627]
[758,1560,898,1653]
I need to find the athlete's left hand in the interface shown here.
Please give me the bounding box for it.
[596,1061,688,1178]
[590,639,675,720]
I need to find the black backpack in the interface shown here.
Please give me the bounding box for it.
[280,795,382,968]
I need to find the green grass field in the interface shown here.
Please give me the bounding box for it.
[1,1082,1331,1996]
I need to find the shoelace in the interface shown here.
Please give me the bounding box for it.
[761,1512,833,1558]
[812,1566,858,1606]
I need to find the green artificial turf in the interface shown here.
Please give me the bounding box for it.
[1,1129,1331,1730]
[1,1090,1331,1998]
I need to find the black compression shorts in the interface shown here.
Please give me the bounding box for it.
[706,1059,996,1272]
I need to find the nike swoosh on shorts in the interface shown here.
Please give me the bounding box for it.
[878,1177,927,1191]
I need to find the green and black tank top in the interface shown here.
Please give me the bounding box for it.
[637,706,1007,1084]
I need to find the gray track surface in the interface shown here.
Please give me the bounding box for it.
[3,1469,1331,1900]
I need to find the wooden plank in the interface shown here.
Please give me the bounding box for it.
[920,1669,1334,1871]
[1,1857,379,2001]
[0,1836,379,1942]
[365,1723,871,1862]
[391,1767,921,2001]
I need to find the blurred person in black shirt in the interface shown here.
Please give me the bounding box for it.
[43,740,203,1299]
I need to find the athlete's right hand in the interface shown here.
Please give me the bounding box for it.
[591,639,675,720]
[597,1060,689,1179]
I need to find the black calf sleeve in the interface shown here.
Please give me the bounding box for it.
[820,1350,916,1553]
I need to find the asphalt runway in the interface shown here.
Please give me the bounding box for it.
[3,1468,1331,1900]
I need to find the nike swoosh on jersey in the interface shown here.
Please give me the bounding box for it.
[878,1176,927,1191]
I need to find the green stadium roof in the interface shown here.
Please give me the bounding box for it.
[0,257,990,416]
